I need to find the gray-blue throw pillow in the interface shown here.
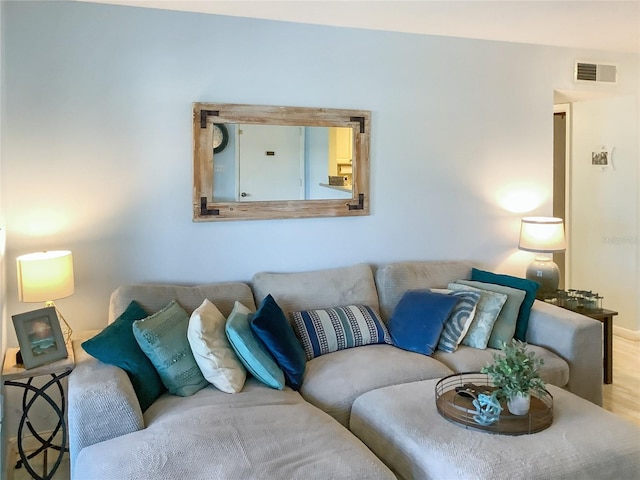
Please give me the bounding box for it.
[387,290,459,356]
[81,300,165,412]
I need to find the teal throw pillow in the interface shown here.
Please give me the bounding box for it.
[292,305,392,361]
[225,301,285,390]
[470,268,541,341]
[448,283,507,349]
[434,289,482,353]
[250,295,306,390]
[81,300,165,412]
[132,301,208,397]
[387,290,459,356]
[456,280,526,349]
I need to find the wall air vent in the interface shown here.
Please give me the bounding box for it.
[575,62,617,83]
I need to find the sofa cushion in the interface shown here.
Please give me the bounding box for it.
[225,301,286,390]
[299,344,453,426]
[133,301,208,397]
[456,280,526,349]
[448,283,507,349]
[250,295,306,390]
[81,300,165,412]
[292,305,392,361]
[187,299,246,393]
[387,290,459,356]
[433,344,570,388]
[252,264,380,316]
[143,377,304,425]
[375,261,474,319]
[470,268,541,341]
[433,289,481,353]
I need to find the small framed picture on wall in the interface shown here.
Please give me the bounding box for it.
[592,146,609,166]
[12,307,68,369]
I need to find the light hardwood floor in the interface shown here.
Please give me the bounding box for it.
[603,335,640,426]
[11,336,640,480]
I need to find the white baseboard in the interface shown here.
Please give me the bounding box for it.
[613,325,640,341]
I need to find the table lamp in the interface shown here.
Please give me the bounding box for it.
[518,217,566,295]
[16,250,74,344]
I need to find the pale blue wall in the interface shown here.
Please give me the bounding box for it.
[1,1,638,336]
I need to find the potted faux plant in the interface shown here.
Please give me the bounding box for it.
[481,340,546,415]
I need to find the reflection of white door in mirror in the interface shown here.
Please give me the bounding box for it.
[237,125,305,202]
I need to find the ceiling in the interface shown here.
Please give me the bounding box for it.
[79,0,640,54]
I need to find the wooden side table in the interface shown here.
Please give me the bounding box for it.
[2,343,75,480]
[579,309,617,385]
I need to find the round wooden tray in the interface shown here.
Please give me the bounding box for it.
[435,372,553,435]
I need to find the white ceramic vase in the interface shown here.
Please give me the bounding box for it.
[507,392,531,415]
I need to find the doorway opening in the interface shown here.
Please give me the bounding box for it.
[553,103,571,288]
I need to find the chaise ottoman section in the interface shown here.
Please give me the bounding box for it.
[350,379,640,480]
[75,392,396,480]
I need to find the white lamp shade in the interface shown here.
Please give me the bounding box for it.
[518,217,566,253]
[17,250,75,302]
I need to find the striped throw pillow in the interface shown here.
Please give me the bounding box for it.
[292,305,392,360]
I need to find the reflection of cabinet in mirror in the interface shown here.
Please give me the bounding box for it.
[193,103,371,221]
[326,127,353,188]
[329,127,352,173]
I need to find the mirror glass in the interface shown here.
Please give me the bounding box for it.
[193,103,370,221]
[213,124,353,202]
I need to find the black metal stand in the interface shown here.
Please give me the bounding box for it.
[4,369,71,480]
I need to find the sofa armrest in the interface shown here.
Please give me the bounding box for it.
[69,340,144,473]
[526,300,603,406]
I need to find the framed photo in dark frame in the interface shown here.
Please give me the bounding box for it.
[12,307,68,369]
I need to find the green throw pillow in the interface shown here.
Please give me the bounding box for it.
[81,300,165,412]
[133,301,208,397]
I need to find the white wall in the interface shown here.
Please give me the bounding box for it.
[1,1,638,342]
[570,95,639,332]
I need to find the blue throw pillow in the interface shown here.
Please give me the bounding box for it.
[81,301,165,412]
[225,301,285,390]
[470,268,540,341]
[292,305,392,361]
[250,294,306,390]
[387,290,459,356]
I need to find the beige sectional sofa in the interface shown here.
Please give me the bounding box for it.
[68,261,603,479]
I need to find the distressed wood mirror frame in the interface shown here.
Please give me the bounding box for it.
[193,102,371,221]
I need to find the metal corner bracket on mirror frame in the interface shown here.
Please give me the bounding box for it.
[193,102,371,221]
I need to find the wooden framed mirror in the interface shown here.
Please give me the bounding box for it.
[193,103,371,221]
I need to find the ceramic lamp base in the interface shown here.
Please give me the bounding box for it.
[526,256,560,296]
